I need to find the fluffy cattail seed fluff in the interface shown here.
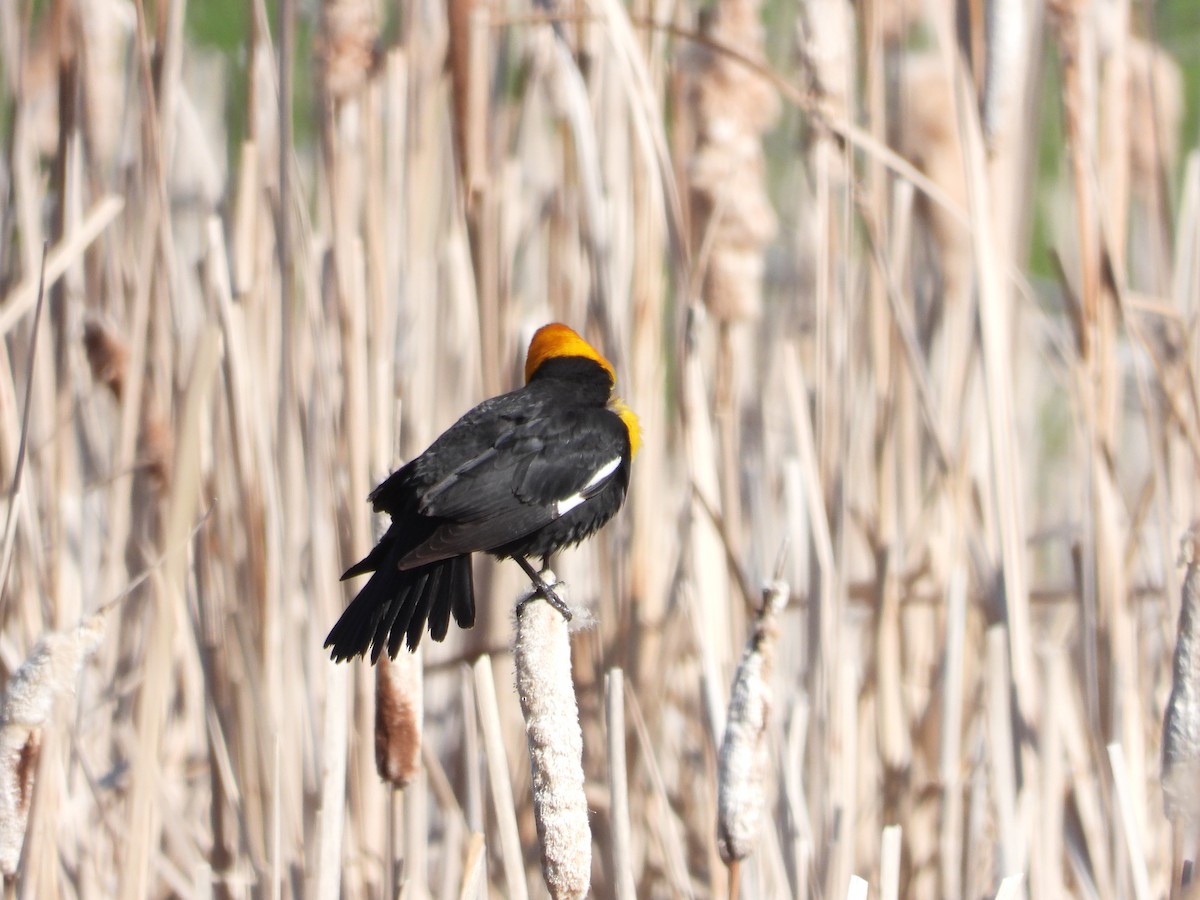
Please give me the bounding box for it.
[514,572,591,899]
[1164,530,1200,826]
[717,581,788,864]
[0,615,106,876]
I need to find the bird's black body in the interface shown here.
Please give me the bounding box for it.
[326,330,636,662]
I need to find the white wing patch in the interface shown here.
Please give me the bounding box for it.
[553,456,621,517]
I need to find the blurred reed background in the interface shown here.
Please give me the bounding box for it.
[0,0,1198,896]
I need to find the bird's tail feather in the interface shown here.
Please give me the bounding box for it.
[325,554,476,661]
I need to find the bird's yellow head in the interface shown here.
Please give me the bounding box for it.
[524,323,641,457]
[524,323,615,384]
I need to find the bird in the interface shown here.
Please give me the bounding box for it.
[325,323,640,662]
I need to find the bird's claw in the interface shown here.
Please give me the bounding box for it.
[519,577,573,621]
[539,583,573,620]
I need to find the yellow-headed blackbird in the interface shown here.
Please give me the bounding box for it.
[326,323,640,662]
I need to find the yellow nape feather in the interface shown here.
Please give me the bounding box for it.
[612,399,642,458]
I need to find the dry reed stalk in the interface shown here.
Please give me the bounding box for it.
[317,662,350,900]
[895,52,974,439]
[76,0,133,178]
[1127,37,1183,294]
[984,625,1022,880]
[1053,7,1159,867]
[459,830,487,899]
[540,26,620,332]
[622,686,695,896]
[879,824,901,900]
[0,613,106,879]
[716,581,787,866]
[779,342,839,852]
[1056,644,1116,897]
[592,0,688,272]
[797,0,851,149]
[1108,742,1153,900]
[446,0,488,204]
[81,313,173,501]
[826,656,859,898]
[993,873,1025,899]
[1048,0,1103,345]
[513,574,591,899]
[472,656,530,900]
[938,565,967,896]
[954,53,1038,729]
[605,669,636,899]
[1096,0,1131,279]
[780,695,812,896]
[981,0,1028,150]
[1033,649,1066,898]
[0,195,123,336]
[119,321,220,898]
[680,330,735,695]
[874,547,910,774]
[0,246,47,622]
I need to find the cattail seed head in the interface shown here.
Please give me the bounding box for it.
[716,581,788,864]
[0,615,106,877]
[374,651,423,789]
[1164,530,1200,825]
[513,573,591,899]
[317,0,380,101]
[83,317,129,401]
[682,0,779,322]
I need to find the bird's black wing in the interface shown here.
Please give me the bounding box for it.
[397,408,628,568]
[509,409,628,507]
[365,390,535,515]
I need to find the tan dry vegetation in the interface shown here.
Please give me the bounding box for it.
[0,0,1197,897]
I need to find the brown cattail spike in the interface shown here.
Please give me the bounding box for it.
[374,651,423,789]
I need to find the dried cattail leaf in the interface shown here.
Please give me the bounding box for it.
[374,650,422,788]
[514,573,591,899]
[716,581,788,864]
[79,0,136,175]
[981,0,1028,149]
[0,615,106,876]
[1127,37,1182,190]
[874,0,930,45]
[895,53,971,303]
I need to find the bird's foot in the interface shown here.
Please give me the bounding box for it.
[513,558,573,621]
[533,579,573,621]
